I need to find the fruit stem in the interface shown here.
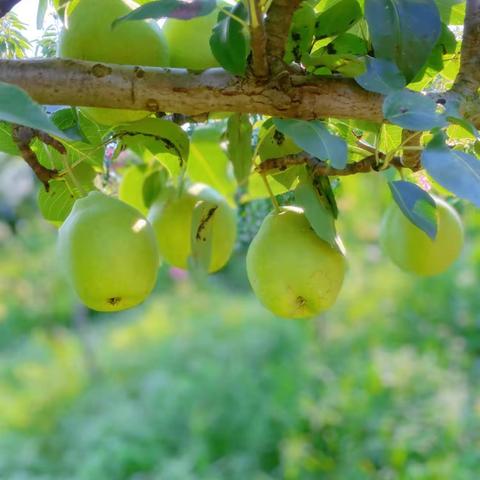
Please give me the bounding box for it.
[261,173,280,213]
[219,6,249,28]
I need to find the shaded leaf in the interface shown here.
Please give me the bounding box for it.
[116,118,190,166]
[389,180,437,239]
[365,0,441,82]
[422,136,480,207]
[274,119,348,169]
[383,89,447,131]
[316,0,362,38]
[226,113,252,185]
[210,2,249,75]
[295,175,337,247]
[189,199,217,275]
[0,82,74,140]
[355,57,406,95]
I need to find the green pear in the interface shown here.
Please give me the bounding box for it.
[58,191,159,312]
[380,196,464,276]
[148,183,236,272]
[163,9,220,71]
[247,206,346,319]
[57,0,169,126]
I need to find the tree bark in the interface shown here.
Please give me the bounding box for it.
[0,58,383,121]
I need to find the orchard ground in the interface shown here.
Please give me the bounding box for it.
[1,173,480,479]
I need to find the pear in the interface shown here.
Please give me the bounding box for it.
[148,183,236,272]
[163,9,220,71]
[58,191,159,312]
[57,0,169,125]
[380,196,464,276]
[247,207,346,319]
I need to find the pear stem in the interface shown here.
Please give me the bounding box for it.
[261,173,280,213]
[218,6,249,28]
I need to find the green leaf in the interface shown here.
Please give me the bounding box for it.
[36,0,48,29]
[0,82,74,141]
[434,0,465,24]
[285,2,316,63]
[389,180,437,239]
[113,0,216,27]
[37,163,97,223]
[50,108,85,142]
[0,122,20,155]
[304,53,366,77]
[315,0,362,38]
[274,119,348,169]
[210,3,249,75]
[242,167,300,202]
[330,33,368,56]
[116,118,190,167]
[383,89,448,131]
[355,57,406,95]
[187,125,236,203]
[447,117,479,141]
[422,136,480,207]
[365,0,442,82]
[295,175,337,248]
[143,168,169,208]
[118,164,149,214]
[226,113,252,185]
[189,199,217,275]
[257,123,302,161]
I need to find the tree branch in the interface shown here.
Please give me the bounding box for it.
[257,152,419,177]
[12,126,60,190]
[248,0,269,78]
[401,130,422,170]
[0,0,21,18]
[452,0,480,96]
[265,0,303,71]
[0,58,384,121]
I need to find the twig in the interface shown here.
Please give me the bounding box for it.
[452,0,480,96]
[0,0,22,18]
[12,125,59,191]
[400,130,422,170]
[257,152,421,177]
[265,0,303,71]
[248,0,269,78]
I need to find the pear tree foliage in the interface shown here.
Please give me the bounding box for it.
[0,0,478,317]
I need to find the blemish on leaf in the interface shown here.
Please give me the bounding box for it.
[273,130,285,146]
[195,206,218,241]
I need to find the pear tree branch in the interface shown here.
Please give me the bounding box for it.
[452,0,480,97]
[256,151,417,177]
[12,125,62,190]
[0,58,384,121]
[265,0,303,71]
[248,0,269,78]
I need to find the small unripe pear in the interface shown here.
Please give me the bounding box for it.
[380,196,464,276]
[163,9,220,71]
[58,191,159,312]
[247,207,346,319]
[148,183,237,273]
[57,0,169,125]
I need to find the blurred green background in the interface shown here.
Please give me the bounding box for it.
[1,157,480,480]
